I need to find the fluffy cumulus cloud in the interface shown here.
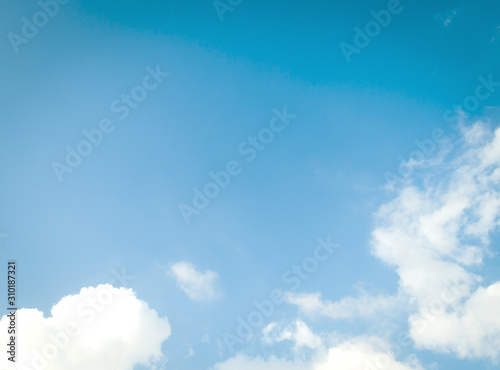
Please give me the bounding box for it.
[170,261,220,302]
[0,284,171,370]
[410,281,500,360]
[371,121,500,360]
[213,336,423,370]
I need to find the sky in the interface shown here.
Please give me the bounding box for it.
[1,0,500,369]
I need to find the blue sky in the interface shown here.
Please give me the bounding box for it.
[1,0,500,369]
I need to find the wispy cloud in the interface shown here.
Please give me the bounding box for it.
[285,290,403,320]
[262,320,322,351]
[434,8,458,27]
[492,25,500,43]
[170,262,220,302]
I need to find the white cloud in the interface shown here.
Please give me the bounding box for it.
[262,320,322,351]
[371,121,500,360]
[284,290,402,320]
[410,281,500,360]
[185,343,195,358]
[213,336,423,370]
[0,284,171,370]
[313,337,423,370]
[170,261,220,302]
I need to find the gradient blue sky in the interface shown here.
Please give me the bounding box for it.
[1,0,500,369]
